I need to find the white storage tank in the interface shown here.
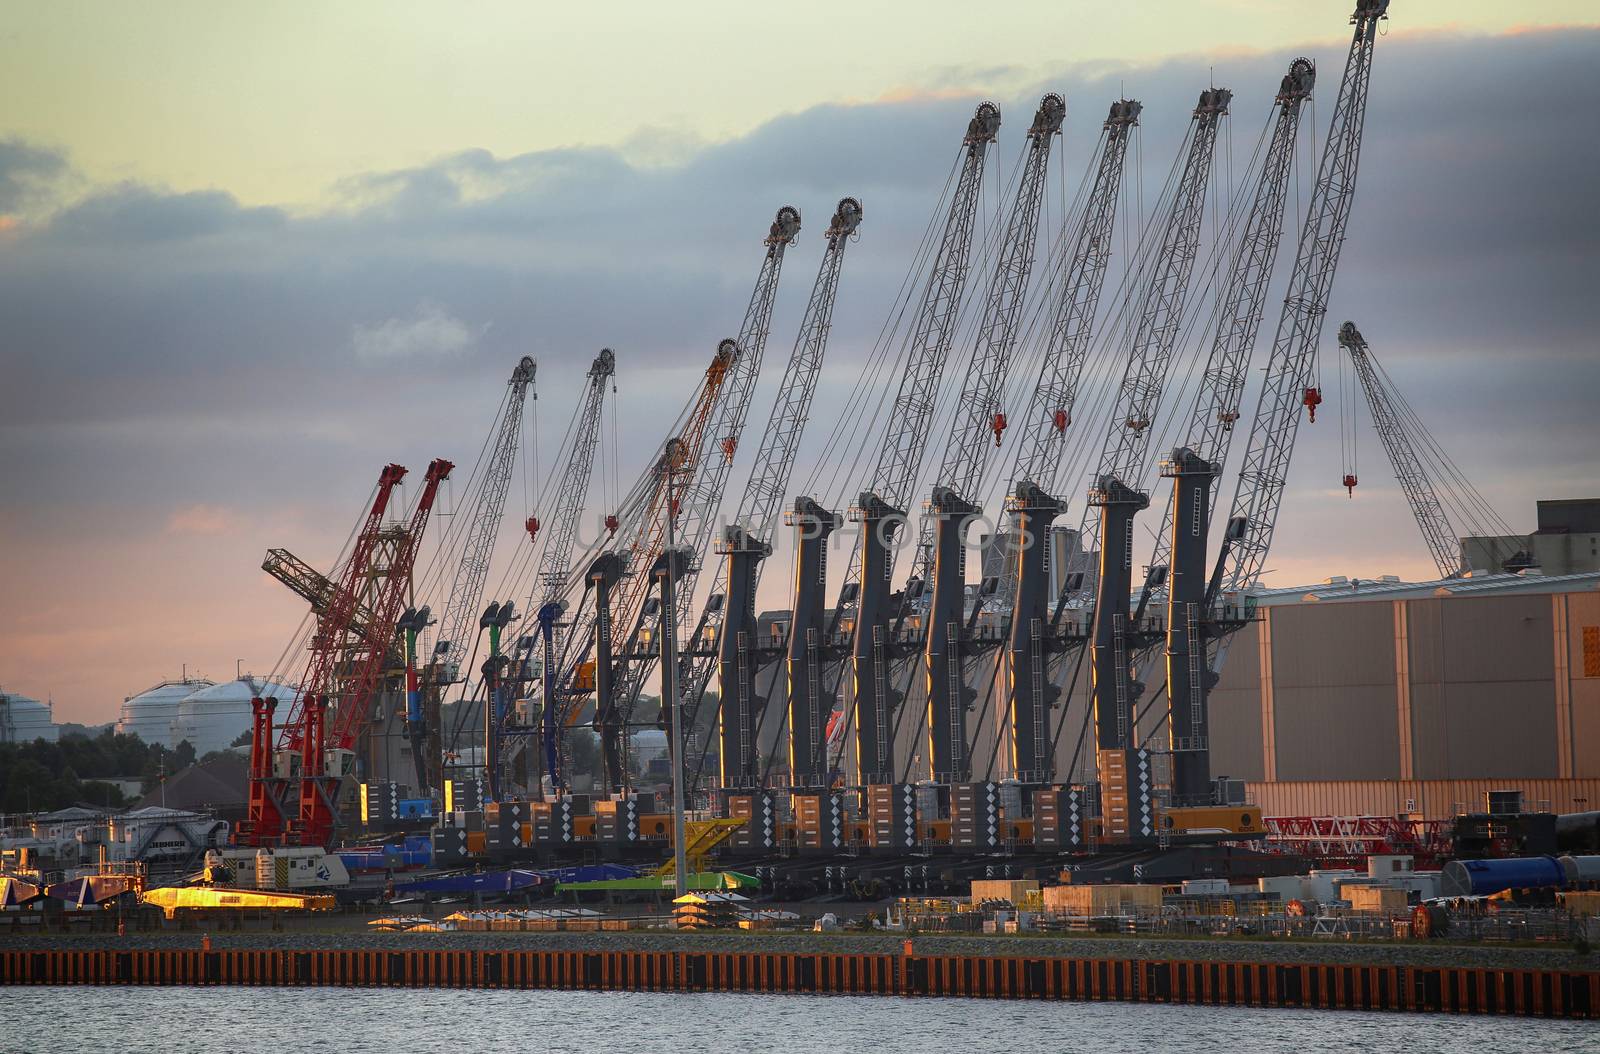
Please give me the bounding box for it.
[0,690,59,744]
[117,678,211,747]
[170,676,293,757]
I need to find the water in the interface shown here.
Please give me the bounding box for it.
[0,987,1591,1053]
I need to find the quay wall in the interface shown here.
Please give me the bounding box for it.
[3,946,1595,1018]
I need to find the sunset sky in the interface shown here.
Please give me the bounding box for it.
[2,2,1596,723]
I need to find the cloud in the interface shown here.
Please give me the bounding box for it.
[350,301,487,361]
[166,504,241,536]
[0,138,67,213]
[1,24,1597,720]
[42,184,286,244]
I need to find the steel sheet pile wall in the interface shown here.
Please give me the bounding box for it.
[2,947,1595,1018]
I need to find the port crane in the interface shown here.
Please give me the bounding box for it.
[918,93,1065,786]
[471,348,617,798]
[246,458,453,847]
[610,208,802,764]
[1135,0,1391,822]
[591,341,742,790]
[413,356,537,797]
[999,97,1141,785]
[1078,86,1232,842]
[1218,0,1390,599]
[1337,321,1523,579]
[699,197,864,790]
[829,102,1002,788]
[527,348,617,789]
[1339,321,1459,577]
[1136,58,1317,808]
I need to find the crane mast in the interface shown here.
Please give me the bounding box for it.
[1339,321,1462,578]
[1083,86,1231,843]
[845,102,1001,786]
[1220,0,1390,596]
[702,198,863,789]
[1001,97,1141,784]
[921,92,1065,785]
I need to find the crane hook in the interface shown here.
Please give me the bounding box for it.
[1302,386,1322,423]
[991,412,1008,447]
[1342,473,1357,498]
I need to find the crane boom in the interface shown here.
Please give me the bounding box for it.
[920,93,1064,784]
[592,343,738,790]
[1148,59,1316,579]
[1339,321,1462,578]
[1221,0,1390,595]
[606,210,801,717]
[1012,99,1142,491]
[696,198,863,787]
[535,349,617,608]
[1001,98,1140,784]
[429,357,537,673]
[846,102,1001,786]
[1082,86,1231,843]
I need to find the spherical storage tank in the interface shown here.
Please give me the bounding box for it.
[0,691,59,744]
[117,678,212,748]
[170,676,294,757]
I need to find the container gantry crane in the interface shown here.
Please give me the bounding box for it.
[1338,321,1464,579]
[246,458,453,847]
[413,356,536,796]
[1000,98,1141,786]
[1144,59,1316,809]
[698,197,864,790]
[1079,86,1231,843]
[919,92,1065,787]
[833,102,1001,788]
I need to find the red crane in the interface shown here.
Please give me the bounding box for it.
[244,458,454,847]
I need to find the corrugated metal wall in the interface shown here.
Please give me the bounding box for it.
[1206,586,1597,786]
[1247,777,1600,820]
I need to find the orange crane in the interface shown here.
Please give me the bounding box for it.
[245,458,453,847]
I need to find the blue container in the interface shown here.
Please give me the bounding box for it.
[1441,855,1565,897]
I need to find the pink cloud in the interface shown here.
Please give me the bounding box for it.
[166,504,240,536]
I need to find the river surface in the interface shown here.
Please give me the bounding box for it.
[1,986,1592,1053]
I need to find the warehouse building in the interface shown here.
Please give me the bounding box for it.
[1207,569,1600,818]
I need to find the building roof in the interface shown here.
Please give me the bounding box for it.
[127,752,248,814]
[1252,569,1600,606]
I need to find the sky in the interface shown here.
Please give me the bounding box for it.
[1,2,1596,723]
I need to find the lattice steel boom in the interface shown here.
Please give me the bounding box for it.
[1339,321,1462,578]
[1222,0,1390,595]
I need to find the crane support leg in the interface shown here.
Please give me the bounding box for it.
[850,492,906,786]
[774,498,838,789]
[1005,482,1067,783]
[717,527,765,787]
[587,553,627,793]
[1161,448,1219,805]
[924,487,979,783]
[1087,477,1153,842]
